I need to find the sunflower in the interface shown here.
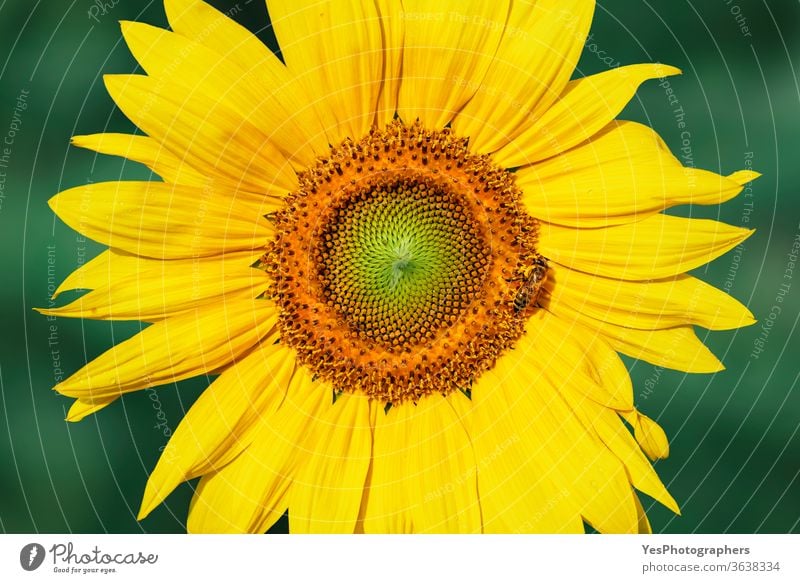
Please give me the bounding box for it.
[41,0,758,533]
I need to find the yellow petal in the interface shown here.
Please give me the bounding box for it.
[187,369,328,533]
[66,397,117,422]
[452,0,594,154]
[494,64,681,167]
[165,0,277,71]
[516,121,757,227]
[582,321,725,373]
[728,169,762,186]
[163,0,327,160]
[529,330,678,517]
[579,468,639,534]
[621,410,670,461]
[49,181,275,259]
[374,0,404,127]
[289,394,372,533]
[397,0,509,129]
[359,403,416,533]
[462,380,583,533]
[71,133,207,186]
[573,400,679,514]
[405,395,482,533]
[39,251,266,322]
[545,263,756,331]
[634,492,653,534]
[138,339,295,520]
[104,74,298,194]
[267,0,383,144]
[51,249,137,298]
[503,313,679,521]
[516,310,634,411]
[119,21,319,169]
[55,300,277,399]
[483,335,640,533]
[539,213,754,280]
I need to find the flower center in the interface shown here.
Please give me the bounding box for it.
[316,172,489,349]
[263,121,542,403]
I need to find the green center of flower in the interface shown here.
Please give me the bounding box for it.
[315,175,489,349]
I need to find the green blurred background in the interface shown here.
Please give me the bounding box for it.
[0,0,798,533]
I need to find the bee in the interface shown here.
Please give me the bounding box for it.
[513,257,548,313]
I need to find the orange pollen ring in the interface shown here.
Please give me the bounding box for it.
[263,121,541,404]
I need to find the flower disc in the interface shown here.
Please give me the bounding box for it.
[264,121,541,403]
[316,172,491,348]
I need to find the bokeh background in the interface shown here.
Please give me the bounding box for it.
[0,0,798,534]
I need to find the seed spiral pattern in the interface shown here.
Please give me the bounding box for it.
[263,121,541,403]
[316,175,489,348]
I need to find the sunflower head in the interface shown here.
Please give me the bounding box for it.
[42,0,758,534]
